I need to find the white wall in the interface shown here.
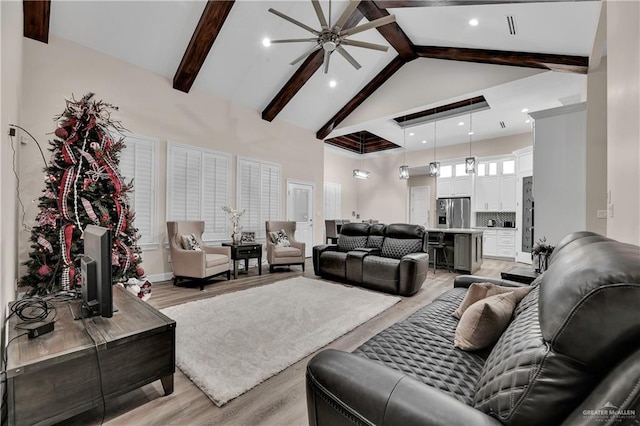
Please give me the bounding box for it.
[1,1,23,311]
[19,36,325,280]
[606,0,640,245]
[531,103,587,246]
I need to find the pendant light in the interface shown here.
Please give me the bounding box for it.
[399,128,410,179]
[429,120,440,177]
[465,100,476,174]
[353,132,370,179]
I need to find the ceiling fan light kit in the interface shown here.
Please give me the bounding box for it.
[268,0,395,74]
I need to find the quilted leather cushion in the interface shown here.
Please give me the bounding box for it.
[473,286,591,426]
[319,251,347,278]
[404,288,468,340]
[355,322,485,405]
[366,235,384,249]
[381,237,423,259]
[337,235,368,252]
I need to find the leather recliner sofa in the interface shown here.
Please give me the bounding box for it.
[313,223,429,297]
[306,231,640,426]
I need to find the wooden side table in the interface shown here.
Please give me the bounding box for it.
[222,242,263,279]
[5,286,175,426]
[501,266,540,285]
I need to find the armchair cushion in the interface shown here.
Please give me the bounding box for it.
[269,229,291,247]
[274,246,302,258]
[181,234,201,251]
[206,253,229,268]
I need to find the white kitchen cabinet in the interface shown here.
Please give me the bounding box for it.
[476,176,499,211]
[500,175,517,211]
[497,229,516,258]
[482,230,498,256]
[437,175,472,198]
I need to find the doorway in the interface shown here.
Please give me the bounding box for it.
[287,181,314,257]
[410,186,431,228]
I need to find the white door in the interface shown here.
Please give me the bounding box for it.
[410,186,431,228]
[287,181,313,257]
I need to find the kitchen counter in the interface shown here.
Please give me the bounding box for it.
[424,228,483,274]
[424,228,483,234]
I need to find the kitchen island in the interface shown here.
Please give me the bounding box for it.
[424,228,484,274]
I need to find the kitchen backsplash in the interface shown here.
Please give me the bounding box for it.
[476,212,516,227]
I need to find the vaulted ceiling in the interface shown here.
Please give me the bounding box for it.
[23,0,602,153]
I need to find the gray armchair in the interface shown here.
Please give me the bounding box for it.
[167,221,231,290]
[266,221,305,273]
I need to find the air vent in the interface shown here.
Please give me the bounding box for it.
[506,15,517,35]
[499,121,506,129]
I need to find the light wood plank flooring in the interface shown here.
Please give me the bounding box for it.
[61,258,518,426]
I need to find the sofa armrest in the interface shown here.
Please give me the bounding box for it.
[454,275,527,289]
[398,252,429,296]
[307,349,501,426]
[313,245,339,275]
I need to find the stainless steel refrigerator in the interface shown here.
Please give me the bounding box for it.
[437,197,471,229]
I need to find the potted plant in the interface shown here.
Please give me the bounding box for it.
[532,237,555,273]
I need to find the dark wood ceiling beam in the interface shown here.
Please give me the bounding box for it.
[357,1,417,61]
[415,45,588,73]
[373,0,595,8]
[23,0,51,44]
[261,9,364,122]
[173,1,235,93]
[317,55,406,139]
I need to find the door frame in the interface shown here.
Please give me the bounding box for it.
[286,179,315,257]
[408,185,431,228]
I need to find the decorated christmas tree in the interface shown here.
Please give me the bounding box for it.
[21,93,144,295]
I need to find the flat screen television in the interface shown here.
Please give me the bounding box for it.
[80,225,113,318]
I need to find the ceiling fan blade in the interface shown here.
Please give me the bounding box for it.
[334,0,362,31]
[311,0,329,30]
[340,14,395,37]
[336,46,361,70]
[323,49,331,74]
[341,39,389,52]
[289,44,322,66]
[268,8,320,36]
[270,38,318,44]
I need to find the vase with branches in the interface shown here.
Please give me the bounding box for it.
[222,206,246,244]
[532,237,554,273]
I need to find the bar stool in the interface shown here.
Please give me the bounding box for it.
[428,232,450,274]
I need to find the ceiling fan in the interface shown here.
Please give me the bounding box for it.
[267,0,396,74]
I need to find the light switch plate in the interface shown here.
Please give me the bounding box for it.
[596,210,607,219]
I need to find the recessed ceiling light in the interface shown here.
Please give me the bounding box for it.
[469,18,479,26]
[329,80,337,88]
[521,108,529,113]
[409,132,415,136]
[262,38,271,47]
[458,121,464,126]
[468,131,474,135]
[422,140,427,144]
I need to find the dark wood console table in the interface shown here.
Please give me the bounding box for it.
[501,266,540,285]
[222,242,263,279]
[5,285,175,426]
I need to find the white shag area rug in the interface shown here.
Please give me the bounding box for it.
[161,276,400,406]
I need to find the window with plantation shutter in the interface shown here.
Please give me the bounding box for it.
[119,134,158,250]
[324,182,341,220]
[167,142,230,242]
[237,157,281,239]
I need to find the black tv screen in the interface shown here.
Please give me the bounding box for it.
[81,225,113,318]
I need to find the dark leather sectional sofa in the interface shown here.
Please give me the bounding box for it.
[313,223,429,297]
[306,231,640,425]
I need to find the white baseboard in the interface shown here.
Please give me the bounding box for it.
[146,272,173,283]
